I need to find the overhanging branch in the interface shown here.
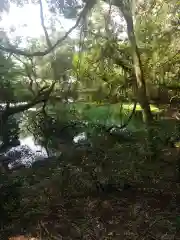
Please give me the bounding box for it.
[2,82,56,117]
[114,57,133,72]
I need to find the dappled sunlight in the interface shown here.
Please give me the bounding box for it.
[0,0,179,239]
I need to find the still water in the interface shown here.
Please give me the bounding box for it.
[6,136,48,168]
[20,136,47,155]
[6,133,86,168]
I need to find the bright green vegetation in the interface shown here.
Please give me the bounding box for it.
[0,0,180,239]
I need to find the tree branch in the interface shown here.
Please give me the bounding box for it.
[0,1,91,57]
[39,0,52,49]
[13,55,37,95]
[113,57,133,72]
[2,82,56,117]
[39,0,59,84]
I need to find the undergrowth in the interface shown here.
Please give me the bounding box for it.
[1,142,180,239]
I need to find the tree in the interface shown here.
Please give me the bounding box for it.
[135,0,180,102]
[0,114,20,153]
[0,0,179,150]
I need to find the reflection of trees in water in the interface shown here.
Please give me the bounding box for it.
[0,140,48,171]
[0,117,138,173]
[6,145,35,167]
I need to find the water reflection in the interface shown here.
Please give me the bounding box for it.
[6,136,48,168]
[20,136,47,155]
[5,132,90,169]
[73,132,87,143]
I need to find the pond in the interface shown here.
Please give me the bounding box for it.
[0,101,137,170]
[5,135,48,169]
[5,125,137,169]
[5,132,88,169]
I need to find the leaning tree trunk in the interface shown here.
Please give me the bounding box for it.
[122,11,153,122]
[118,2,156,155]
[102,0,156,154]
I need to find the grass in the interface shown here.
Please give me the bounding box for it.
[51,102,168,133]
[46,102,180,138]
[48,102,160,130]
[73,102,162,114]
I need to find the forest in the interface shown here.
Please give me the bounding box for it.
[0,0,180,239]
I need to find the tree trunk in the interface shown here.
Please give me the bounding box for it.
[117,2,155,155]
[122,10,153,123]
[102,0,154,134]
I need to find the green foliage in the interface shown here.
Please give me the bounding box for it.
[22,104,81,153]
[0,54,21,149]
[0,1,180,237]
[0,114,20,150]
[0,53,16,102]
[135,0,180,88]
